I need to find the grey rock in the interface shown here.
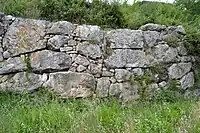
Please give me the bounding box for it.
[88,63,102,77]
[47,21,74,35]
[115,69,132,82]
[132,68,144,76]
[177,43,187,56]
[30,50,72,72]
[3,51,11,59]
[3,18,48,57]
[74,55,90,66]
[158,81,167,88]
[109,82,139,101]
[102,68,114,77]
[179,56,191,62]
[153,44,178,62]
[139,23,166,31]
[168,63,192,79]
[106,29,144,49]
[180,72,194,89]
[144,31,160,47]
[0,22,4,35]
[45,72,96,98]
[77,65,87,72]
[60,46,73,52]
[77,42,102,59]
[47,35,69,50]
[0,72,47,92]
[105,49,149,68]
[110,77,117,83]
[96,77,110,97]
[0,56,26,74]
[74,25,104,42]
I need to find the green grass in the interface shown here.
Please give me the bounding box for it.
[0,90,200,133]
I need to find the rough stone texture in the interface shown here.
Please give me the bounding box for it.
[96,77,110,97]
[74,25,103,42]
[109,82,139,101]
[0,15,196,100]
[0,72,47,92]
[180,72,194,89]
[115,69,132,82]
[168,63,192,79]
[105,49,149,68]
[106,29,144,49]
[0,56,26,74]
[45,72,96,98]
[30,50,72,72]
[3,18,48,57]
[47,21,74,35]
[47,35,69,50]
[77,42,102,59]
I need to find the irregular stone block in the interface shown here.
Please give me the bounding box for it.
[47,21,74,35]
[96,77,110,97]
[0,72,47,92]
[3,18,48,57]
[180,72,194,89]
[77,42,102,59]
[0,57,26,74]
[30,50,72,72]
[74,25,104,42]
[45,72,96,98]
[109,82,139,101]
[106,29,144,49]
[76,65,87,72]
[143,31,160,47]
[47,35,69,50]
[139,23,166,31]
[88,63,102,77]
[168,63,192,79]
[153,44,178,62]
[115,69,132,82]
[105,49,149,68]
[74,55,90,66]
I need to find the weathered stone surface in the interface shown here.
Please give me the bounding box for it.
[77,65,87,72]
[3,18,48,57]
[106,29,144,49]
[109,82,139,101]
[96,77,110,97]
[0,72,47,92]
[115,69,132,82]
[47,21,74,35]
[144,31,160,47]
[132,68,144,76]
[0,22,4,35]
[168,63,192,79]
[88,63,102,77]
[158,81,167,88]
[0,57,26,74]
[180,72,194,89]
[139,23,166,31]
[45,72,96,98]
[105,49,149,68]
[30,50,72,72]
[102,68,114,77]
[177,43,187,56]
[77,42,102,59]
[74,25,103,42]
[153,44,178,62]
[2,51,11,59]
[47,35,69,50]
[74,55,90,66]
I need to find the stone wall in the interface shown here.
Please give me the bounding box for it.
[0,13,196,101]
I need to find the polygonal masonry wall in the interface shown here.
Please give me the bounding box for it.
[0,13,197,101]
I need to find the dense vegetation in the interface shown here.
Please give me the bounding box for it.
[0,90,200,132]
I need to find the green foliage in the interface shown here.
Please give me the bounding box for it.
[0,91,198,132]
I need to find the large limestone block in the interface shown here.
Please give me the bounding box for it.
[45,72,96,98]
[168,63,192,79]
[0,57,26,74]
[96,77,110,97]
[143,31,160,47]
[47,21,74,35]
[106,29,144,49]
[74,25,104,42]
[0,72,47,92]
[104,49,149,68]
[47,35,69,50]
[30,50,72,72]
[115,69,132,82]
[77,42,102,59]
[180,72,194,89]
[3,18,48,57]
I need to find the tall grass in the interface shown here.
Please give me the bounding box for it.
[0,90,200,132]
